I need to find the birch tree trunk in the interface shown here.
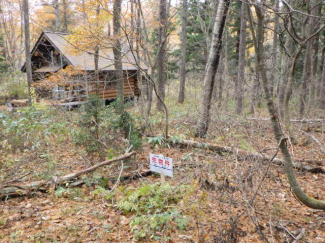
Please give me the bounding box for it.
[156,0,167,111]
[195,0,230,138]
[178,0,188,104]
[23,0,32,105]
[254,3,325,210]
[113,0,124,110]
[235,1,247,114]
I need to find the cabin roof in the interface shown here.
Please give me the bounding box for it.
[21,31,147,72]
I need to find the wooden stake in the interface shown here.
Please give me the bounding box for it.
[160,174,165,183]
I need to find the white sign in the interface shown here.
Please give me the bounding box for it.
[149,154,173,177]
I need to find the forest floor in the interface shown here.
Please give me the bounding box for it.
[1,96,325,243]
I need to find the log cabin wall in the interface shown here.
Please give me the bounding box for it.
[87,70,140,100]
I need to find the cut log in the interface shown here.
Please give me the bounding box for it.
[169,139,324,174]
[0,152,136,199]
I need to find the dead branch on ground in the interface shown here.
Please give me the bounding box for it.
[169,139,324,174]
[0,152,136,199]
[300,130,325,154]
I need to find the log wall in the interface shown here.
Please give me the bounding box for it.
[88,75,139,100]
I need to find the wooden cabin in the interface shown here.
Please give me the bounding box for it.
[21,31,147,105]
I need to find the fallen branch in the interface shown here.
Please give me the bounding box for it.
[169,139,324,173]
[0,152,136,199]
[292,228,305,243]
[300,130,325,154]
[66,169,153,188]
[247,117,325,123]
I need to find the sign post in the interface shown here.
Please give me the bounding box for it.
[149,154,173,181]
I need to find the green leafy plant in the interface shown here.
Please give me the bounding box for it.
[115,109,142,150]
[0,107,69,151]
[147,136,165,147]
[116,183,190,240]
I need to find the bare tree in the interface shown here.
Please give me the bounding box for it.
[178,0,188,104]
[23,0,32,105]
[53,0,60,31]
[156,0,167,111]
[299,0,317,117]
[195,0,230,138]
[62,0,68,32]
[254,1,325,210]
[235,1,247,114]
[270,0,279,97]
[310,0,321,103]
[113,0,123,109]
[320,52,325,109]
[94,4,100,95]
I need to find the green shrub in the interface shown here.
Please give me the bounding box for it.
[73,96,109,154]
[116,110,142,150]
[73,97,142,155]
[0,107,69,151]
[0,71,28,100]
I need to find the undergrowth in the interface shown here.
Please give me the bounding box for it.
[73,97,143,157]
[116,183,192,240]
[0,107,69,151]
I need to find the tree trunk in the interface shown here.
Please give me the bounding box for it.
[235,1,247,114]
[300,0,318,117]
[246,6,260,115]
[270,0,279,97]
[254,4,325,210]
[320,52,325,109]
[23,0,32,105]
[195,0,230,138]
[62,0,68,32]
[130,0,135,50]
[94,4,100,96]
[178,0,188,104]
[82,0,87,21]
[214,52,225,108]
[53,0,60,31]
[156,0,167,111]
[300,27,313,116]
[310,0,320,105]
[278,36,293,119]
[113,0,124,110]
[300,42,312,117]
